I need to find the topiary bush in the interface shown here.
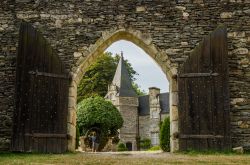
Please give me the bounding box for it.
[77,96,123,151]
[117,143,128,151]
[160,116,170,152]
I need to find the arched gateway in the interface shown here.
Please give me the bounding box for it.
[12,22,230,153]
[0,1,249,153]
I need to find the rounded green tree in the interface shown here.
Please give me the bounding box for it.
[77,96,123,151]
[160,117,170,152]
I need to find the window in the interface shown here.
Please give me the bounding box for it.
[151,132,159,146]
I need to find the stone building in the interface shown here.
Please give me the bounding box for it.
[105,53,169,151]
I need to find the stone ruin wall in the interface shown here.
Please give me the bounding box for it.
[0,0,249,151]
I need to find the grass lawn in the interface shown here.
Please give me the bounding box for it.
[0,151,250,165]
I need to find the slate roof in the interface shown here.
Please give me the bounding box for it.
[159,93,169,114]
[111,54,137,97]
[138,95,150,116]
[138,92,169,116]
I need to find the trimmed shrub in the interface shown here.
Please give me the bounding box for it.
[117,143,128,151]
[160,117,170,152]
[77,96,123,151]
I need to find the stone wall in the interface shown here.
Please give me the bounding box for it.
[0,1,18,150]
[139,114,169,145]
[139,116,150,140]
[117,97,139,151]
[0,0,249,151]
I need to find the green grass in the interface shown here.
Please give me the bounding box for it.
[0,151,250,165]
[179,149,250,155]
[147,146,161,151]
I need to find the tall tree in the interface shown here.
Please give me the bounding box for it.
[77,52,145,103]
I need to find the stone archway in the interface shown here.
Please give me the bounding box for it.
[66,28,179,152]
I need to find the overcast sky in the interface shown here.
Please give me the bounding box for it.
[105,40,169,93]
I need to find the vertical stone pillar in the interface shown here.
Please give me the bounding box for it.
[170,77,179,152]
[67,78,77,152]
[148,87,161,119]
[148,87,161,146]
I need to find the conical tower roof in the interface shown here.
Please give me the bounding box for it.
[111,52,137,97]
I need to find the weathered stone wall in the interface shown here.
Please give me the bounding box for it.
[0,0,249,151]
[139,114,169,144]
[139,116,150,139]
[117,97,139,151]
[0,1,18,150]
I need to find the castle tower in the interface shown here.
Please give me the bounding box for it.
[148,87,161,146]
[105,52,139,151]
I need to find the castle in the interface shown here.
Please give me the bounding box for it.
[105,53,169,151]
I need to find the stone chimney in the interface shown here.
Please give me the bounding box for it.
[149,87,161,136]
[148,87,161,120]
[149,87,160,98]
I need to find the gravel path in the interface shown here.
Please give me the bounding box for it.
[81,151,173,158]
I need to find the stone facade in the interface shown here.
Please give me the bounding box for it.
[0,1,249,151]
[115,97,139,151]
[105,55,169,150]
[107,86,169,150]
[138,87,169,147]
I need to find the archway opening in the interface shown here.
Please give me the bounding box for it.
[105,40,169,151]
[106,40,169,93]
[69,30,178,153]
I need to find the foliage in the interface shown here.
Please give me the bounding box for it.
[132,83,146,96]
[112,133,120,144]
[140,138,151,150]
[77,52,144,103]
[180,149,239,155]
[160,117,170,152]
[117,143,128,151]
[159,121,163,129]
[75,125,80,149]
[76,96,123,151]
[97,131,109,151]
[148,145,161,151]
[77,52,117,103]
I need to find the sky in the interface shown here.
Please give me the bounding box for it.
[105,40,169,93]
